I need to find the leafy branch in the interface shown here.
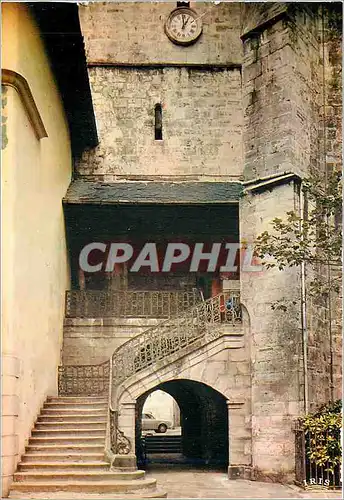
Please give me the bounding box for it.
[254,170,342,296]
[300,400,342,472]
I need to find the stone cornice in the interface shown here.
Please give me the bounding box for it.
[2,68,48,140]
[243,172,302,194]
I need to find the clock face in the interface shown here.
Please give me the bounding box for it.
[164,8,203,46]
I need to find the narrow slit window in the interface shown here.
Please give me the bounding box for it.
[154,103,163,140]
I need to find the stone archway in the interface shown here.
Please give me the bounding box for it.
[136,379,229,468]
[113,325,252,477]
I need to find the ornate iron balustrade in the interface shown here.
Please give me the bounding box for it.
[58,291,241,458]
[65,289,201,318]
[58,360,110,396]
[111,291,241,387]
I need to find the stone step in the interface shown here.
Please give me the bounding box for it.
[31,428,106,437]
[35,421,106,429]
[47,396,108,404]
[10,478,157,494]
[43,401,108,410]
[37,414,107,422]
[14,470,146,482]
[9,490,167,498]
[26,444,104,453]
[29,436,105,445]
[144,436,182,441]
[21,453,105,463]
[40,408,107,415]
[18,462,110,471]
[9,395,165,499]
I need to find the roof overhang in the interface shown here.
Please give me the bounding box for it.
[63,180,243,206]
[30,2,98,157]
[242,172,302,194]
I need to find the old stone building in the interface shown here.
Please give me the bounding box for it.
[1,2,98,496]
[2,1,342,497]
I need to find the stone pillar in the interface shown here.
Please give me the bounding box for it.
[108,265,123,291]
[113,402,137,470]
[227,400,252,480]
[1,354,20,497]
[118,402,136,442]
[240,3,323,481]
[172,399,180,427]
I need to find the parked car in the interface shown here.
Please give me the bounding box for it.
[141,412,172,433]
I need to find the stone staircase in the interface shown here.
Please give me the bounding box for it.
[9,396,166,498]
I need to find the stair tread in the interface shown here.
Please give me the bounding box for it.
[43,403,107,406]
[26,445,103,449]
[40,416,106,419]
[30,436,105,439]
[36,420,107,423]
[10,395,161,498]
[37,415,107,419]
[8,490,167,500]
[19,462,109,466]
[41,409,107,412]
[9,492,167,499]
[47,397,108,400]
[12,479,155,484]
[15,471,145,477]
[23,453,104,456]
[33,429,106,432]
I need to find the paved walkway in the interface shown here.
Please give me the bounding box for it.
[7,465,342,499]
[144,465,342,499]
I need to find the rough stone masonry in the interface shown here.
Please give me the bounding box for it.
[65,2,343,482]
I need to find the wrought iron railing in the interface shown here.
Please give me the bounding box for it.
[58,360,110,396]
[295,420,342,489]
[111,291,241,386]
[65,289,201,318]
[58,291,241,457]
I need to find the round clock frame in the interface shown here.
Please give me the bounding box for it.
[164,7,203,46]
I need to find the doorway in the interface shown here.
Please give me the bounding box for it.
[136,379,229,469]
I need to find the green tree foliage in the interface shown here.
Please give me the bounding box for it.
[254,170,342,296]
[301,400,342,472]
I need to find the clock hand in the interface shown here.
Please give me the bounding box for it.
[193,11,207,23]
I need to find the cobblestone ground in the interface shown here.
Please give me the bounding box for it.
[8,465,342,499]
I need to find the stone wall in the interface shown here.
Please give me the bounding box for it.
[241,2,342,479]
[242,5,321,181]
[62,318,160,365]
[240,182,303,482]
[76,1,244,181]
[2,5,71,495]
[325,5,342,404]
[68,1,342,481]
[305,4,342,410]
[76,66,243,181]
[240,4,308,479]
[78,2,242,66]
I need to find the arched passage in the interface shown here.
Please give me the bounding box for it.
[135,379,229,468]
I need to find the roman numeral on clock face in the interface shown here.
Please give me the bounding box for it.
[165,7,202,45]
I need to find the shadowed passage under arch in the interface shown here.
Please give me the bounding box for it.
[136,379,229,468]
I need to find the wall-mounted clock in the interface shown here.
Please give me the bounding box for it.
[164,7,203,46]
